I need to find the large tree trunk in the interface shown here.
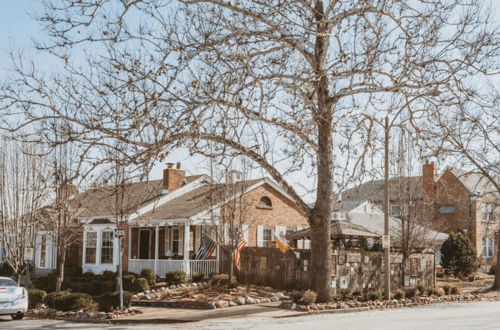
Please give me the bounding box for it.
[310,119,334,302]
[492,231,500,290]
[55,249,66,292]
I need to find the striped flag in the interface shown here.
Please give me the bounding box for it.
[234,239,246,270]
[194,233,217,260]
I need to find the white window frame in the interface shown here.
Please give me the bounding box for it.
[440,205,456,214]
[100,231,114,264]
[262,227,274,247]
[482,237,495,258]
[483,204,496,222]
[85,231,98,264]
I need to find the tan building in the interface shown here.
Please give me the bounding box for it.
[34,164,308,278]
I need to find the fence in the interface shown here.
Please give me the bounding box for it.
[235,247,435,291]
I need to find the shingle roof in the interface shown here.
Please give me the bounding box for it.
[341,176,422,203]
[286,221,380,239]
[332,200,365,212]
[138,179,262,220]
[71,175,203,218]
[448,168,498,196]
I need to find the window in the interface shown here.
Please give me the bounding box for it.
[263,227,274,247]
[101,231,114,264]
[482,237,495,258]
[172,228,180,254]
[440,205,456,214]
[85,232,97,264]
[0,278,16,287]
[483,204,496,221]
[259,196,272,208]
[39,234,47,268]
[390,205,400,216]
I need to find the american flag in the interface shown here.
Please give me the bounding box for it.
[194,233,217,260]
[234,239,246,270]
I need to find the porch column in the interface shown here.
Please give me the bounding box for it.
[183,222,190,276]
[154,225,159,275]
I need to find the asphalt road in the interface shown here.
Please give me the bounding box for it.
[1,301,500,329]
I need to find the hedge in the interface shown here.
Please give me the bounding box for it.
[165,270,187,285]
[52,292,96,312]
[97,291,132,312]
[132,277,150,292]
[140,268,157,286]
[28,289,46,309]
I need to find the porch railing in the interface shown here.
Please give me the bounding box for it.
[128,259,219,279]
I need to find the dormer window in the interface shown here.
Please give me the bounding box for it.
[258,196,272,208]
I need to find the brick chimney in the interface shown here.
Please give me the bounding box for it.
[59,183,78,200]
[422,161,435,199]
[163,162,186,192]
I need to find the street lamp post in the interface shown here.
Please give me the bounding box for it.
[384,116,391,300]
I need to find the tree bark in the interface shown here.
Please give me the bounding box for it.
[310,119,333,302]
[55,249,66,292]
[492,231,500,290]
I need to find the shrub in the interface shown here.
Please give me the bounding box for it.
[435,288,445,296]
[367,290,381,301]
[441,233,478,278]
[192,272,205,283]
[442,285,451,295]
[417,285,426,295]
[101,271,117,281]
[97,291,132,312]
[209,274,229,286]
[393,290,405,300]
[425,287,435,296]
[123,274,136,291]
[450,285,460,295]
[53,292,96,312]
[64,265,82,278]
[488,263,496,276]
[44,291,70,309]
[140,268,157,286]
[28,289,47,309]
[301,290,317,304]
[132,277,150,292]
[0,263,13,277]
[352,289,362,296]
[83,271,96,280]
[405,287,419,299]
[33,274,57,292]
[290,290,304,303]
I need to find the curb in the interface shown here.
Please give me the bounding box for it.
[111,318,194,325]
[277,307,370,318]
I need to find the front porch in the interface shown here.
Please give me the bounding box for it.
[128,223,219,278]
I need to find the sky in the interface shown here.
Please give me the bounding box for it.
[0,1,498,201]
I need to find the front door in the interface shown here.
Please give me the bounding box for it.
[139,229,151,259]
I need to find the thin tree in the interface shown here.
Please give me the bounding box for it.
[0,135,50,284]
[1,0,499,301]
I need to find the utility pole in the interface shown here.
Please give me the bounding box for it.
[115,228,125,310]
[384,116,391,300]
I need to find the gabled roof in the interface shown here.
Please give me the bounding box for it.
[446,168,498,196]
[332,200,366,212]
[341,176,422,203]
[136,179,263,221]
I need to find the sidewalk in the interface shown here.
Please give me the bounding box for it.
[111,302,300,324]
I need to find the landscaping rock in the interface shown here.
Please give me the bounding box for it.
[270,295,280,302]
[229,301,238,307]
[216,300,229,308]
[275,292,286,299]
[245,296,256,304]
[235,296,246,305]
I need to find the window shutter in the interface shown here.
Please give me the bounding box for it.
[256,226,264,247]
[224,223,230,245]
[242,224,249,244]
[296,227,304,249]
[304,239,311,249]
[178,226,184,256]
[195,226,201,251]
[46,234,53,269]
[165,227,171,254]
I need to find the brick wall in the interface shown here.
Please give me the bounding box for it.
[221,183,309,247]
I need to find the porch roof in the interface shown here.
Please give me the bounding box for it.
[285,221,381,240]
[136,179,262,221]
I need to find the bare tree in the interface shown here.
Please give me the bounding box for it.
[0,135,50,284]
[1,0,499,301]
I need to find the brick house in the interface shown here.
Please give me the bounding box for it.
[34,164,308,278]
[426,164,499,267]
